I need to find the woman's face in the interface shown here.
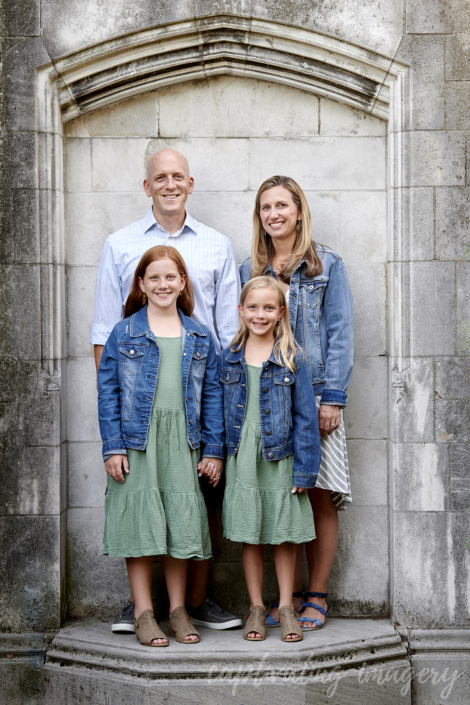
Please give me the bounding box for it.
[259,185,301,243]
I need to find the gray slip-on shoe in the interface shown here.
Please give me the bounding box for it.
[111,600,135,633]
[186,598,242,630]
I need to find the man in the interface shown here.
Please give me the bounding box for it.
[91,148,242,632]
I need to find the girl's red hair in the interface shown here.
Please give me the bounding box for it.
[123,246,194,319]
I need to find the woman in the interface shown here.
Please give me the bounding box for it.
[240,175,354,630]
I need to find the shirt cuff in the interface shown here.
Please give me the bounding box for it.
[90,323,114,346]
[320,389,348,407]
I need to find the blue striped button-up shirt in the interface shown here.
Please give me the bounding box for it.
[90,208,240,353]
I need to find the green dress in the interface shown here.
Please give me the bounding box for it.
[222,364,316,545]
[103,337,212,560]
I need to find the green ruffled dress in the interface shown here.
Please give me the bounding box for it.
[103,337,212,560]
[222,364,316,545]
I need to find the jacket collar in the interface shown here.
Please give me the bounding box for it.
[129,305,207,338]
[226,342,285,367]
[264,258,307,280]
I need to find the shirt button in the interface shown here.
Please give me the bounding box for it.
[268,452,274,458]
[130,350,135,355]
[263,388,268,393]
[265,410,270,415]
[266,431,271,436]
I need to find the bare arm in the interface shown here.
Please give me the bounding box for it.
[94,345,105,389]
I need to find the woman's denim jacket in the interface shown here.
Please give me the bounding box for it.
[219,345,321,488]
[98,306,224,460]
[240,246,354,407]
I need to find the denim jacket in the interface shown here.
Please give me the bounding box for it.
[98,306,224,460]
[219,345,321,488]
[240,246,354,407]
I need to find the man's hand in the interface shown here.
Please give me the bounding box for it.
[104,454,129,483]
[197,457,223,487]
[318,404,341,439]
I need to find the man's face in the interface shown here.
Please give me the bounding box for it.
[143,151,194,220]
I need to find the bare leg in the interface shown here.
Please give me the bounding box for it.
[300,488,338,628]
[162,555,199,641]
[266,542,304,625]
[186,504,215,606]
[126,556,168,645]
[273,542,298,640]
[242,543,264,638]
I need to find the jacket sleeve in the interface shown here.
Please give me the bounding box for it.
[321,257,354,407]
[97,327,126,459]
[201,335,225,459]
[292,353,321,488]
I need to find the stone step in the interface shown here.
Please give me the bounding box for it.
[44,618,412,704]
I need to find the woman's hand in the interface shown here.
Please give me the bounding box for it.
[198,457,224,487]
[318,404,341,438]
[104,454,129,483]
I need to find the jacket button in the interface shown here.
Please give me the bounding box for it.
[266,431,271,436]
[130,349,135,355]
[284,376,289,382]
[226,374,229,381]
[196,352,200,357]
[186,397,189,402]
[189,420,193,425]
[268,452,274,458]
[265,410,270,415]
[263,388,268,393]
[309,285,314,290]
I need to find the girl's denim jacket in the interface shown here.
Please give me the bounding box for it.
[219,345,321,488]
[240,245,354,407]
[98,306,224,461]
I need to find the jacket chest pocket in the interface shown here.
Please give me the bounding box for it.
[119,344,146,374]
[273,373,295,439]
[220,371,241,396]
[191,345,209,379]
[299,280,327,310]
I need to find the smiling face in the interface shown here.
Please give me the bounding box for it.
[239,286,285,341]
[143,150,194,221]
[138,257,186,314]
[259,185,301,243]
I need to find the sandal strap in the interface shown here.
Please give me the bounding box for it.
[301,601,328,618]
[299,617,322,629]
[270,601,279,609]
[292,591,304,598]
[304,591,327,599]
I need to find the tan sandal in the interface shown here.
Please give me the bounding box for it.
[279,606,303,642]
[168,606,200,644]
[134,609,169,647]
[243,605,266,641]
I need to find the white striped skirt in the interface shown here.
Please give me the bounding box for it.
[314,396,352,510]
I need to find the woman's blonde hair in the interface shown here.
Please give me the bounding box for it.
[251,175,323,282]
[230,276,298,371]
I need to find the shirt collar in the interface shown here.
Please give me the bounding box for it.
[143,207,198,237]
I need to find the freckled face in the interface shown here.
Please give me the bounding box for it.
[239,287,285,341]
[138,258,186,313]
[259,185,301,242]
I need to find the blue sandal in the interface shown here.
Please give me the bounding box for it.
[266,593,304,627]
[298,591,329,631]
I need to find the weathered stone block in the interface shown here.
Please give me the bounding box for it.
[67,265,97,357]
[64,139,92,193]
[399,187,435,261]
[344,357,388,440]
[409,131,466,187]
[68,442,106,508]
[0,444,62,515]
[307,191,340,253]
[436,398,470,443]
[340,191,387,263]
[0,660,44,705]
[65,92,158,137]
[92,137,250,192]
[391,443,448,512]
[393,511,470,627]
[329,507,389,616]
[347,263,387,356]
[320,98,386,136]
[436,186,470,261]
[3,133,38,190]
[0,0,40,36]
[436,357,470,399]
[65,192,148,266]
[250,137,386,191]
[66,358,100,442]
[446,33,470,80]
[0,266,41,360]
[0,188,40,264]
[390,358,434,444]
[406,0,470,33]
[456,262,470,349]
[410,652,470,705]
[446,82,470,131]
[410,262,455,356]
[2,38,50,133]
[0,515,61,631]
[347,440,388,506]
[160,76,319,138]
[395,35,445,131]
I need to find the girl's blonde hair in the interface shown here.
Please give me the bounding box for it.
[251,175,323,282]
[230,276,298,371]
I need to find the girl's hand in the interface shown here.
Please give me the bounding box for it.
[292,487,306,494]
[318,404,341,438]
[198,457,223,487]
[104,454,129,484]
